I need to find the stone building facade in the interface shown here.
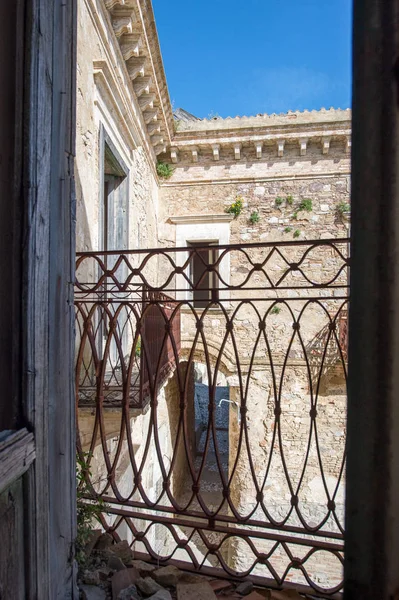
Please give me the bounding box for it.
[75,0,350,592]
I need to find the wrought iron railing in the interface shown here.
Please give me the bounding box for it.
[75,284,181,410]
[75,239,349,598]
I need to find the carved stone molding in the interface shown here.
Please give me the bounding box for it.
[102,0,174,160]
[212,144,220,161]
[234,143,242,160]
[170,147,179,163]
[277,139,285,158]
[322,136,331,155]
[299,138,308,156]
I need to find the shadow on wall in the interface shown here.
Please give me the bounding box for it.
[75,164,95,253]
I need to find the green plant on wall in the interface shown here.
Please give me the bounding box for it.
[284,226,292,233]
[135,335,141,358]
[76,453,107,567]
[337,202,350,216]
[293,229,301,238]
[226,196,244,218]
[270,305,281,315]
[156,161,174,179]
[275,197,284,207]
[286,195,294,205]
[298,198,313,212]
[249,211,260,224]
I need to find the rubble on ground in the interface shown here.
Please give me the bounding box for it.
[77,533,324,600]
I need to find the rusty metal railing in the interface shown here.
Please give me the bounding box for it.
[75,239,349,598]
[75,284,181,410]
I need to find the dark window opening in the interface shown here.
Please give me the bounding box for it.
[188,242,219,308]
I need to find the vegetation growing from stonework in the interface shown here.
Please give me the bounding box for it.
[226,196,244,218]
[284,226,292,233]
[270,305,281,315]
[337,202,350,215]
[276,195,294,208]
[293,229,301,238]
[135,335,141,358]
[156,161,174,179]
[249,211,260,224]
[76,452,106,567]
[298,198,313,212]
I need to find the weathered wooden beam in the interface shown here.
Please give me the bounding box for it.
[0,430,35,494]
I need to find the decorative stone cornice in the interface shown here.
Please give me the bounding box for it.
[161,119,352,164]
[322,136,331,155]
[212,144,220,161]
[170,147,179,163]
[191,147,199,162]
[299,138,308,156]
[255,142,263,159]
[169,214,235,224]
[234,143,242,160]
[345,136,352,153]
[102,0,174,159]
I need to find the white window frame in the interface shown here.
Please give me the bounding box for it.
[170,215,233,306]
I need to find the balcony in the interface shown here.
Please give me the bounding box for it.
[75,238,349,598]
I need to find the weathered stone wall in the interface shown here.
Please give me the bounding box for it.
[157,135,350,588]
[75,0,160,255]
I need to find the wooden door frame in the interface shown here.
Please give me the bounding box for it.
[20,0,77,597]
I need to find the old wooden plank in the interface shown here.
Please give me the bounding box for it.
[0,429,35,494]
[22,0,77,597]
[0,479,26,599]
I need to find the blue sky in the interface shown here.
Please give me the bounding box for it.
[152,0,352,119]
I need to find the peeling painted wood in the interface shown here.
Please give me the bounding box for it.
[0,429,35,494]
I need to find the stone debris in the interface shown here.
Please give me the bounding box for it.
[242,592,265,600]
[117,584,140,600]
[136,577,164,596]
[209,580,233,593]
[98,567,114,581]
[236,581,254,596]
[78,545,310,600]
[148,591,172,600]
[83,570,101,586]
[152,565,183,587]
[176,581,217,599]
[81,584,107,600]
[85,530,103,557]
[112,568,140,598]
[131,561,157,577]
[109,541,135,566]
[95,533,114,551]
[107,556,127,572]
